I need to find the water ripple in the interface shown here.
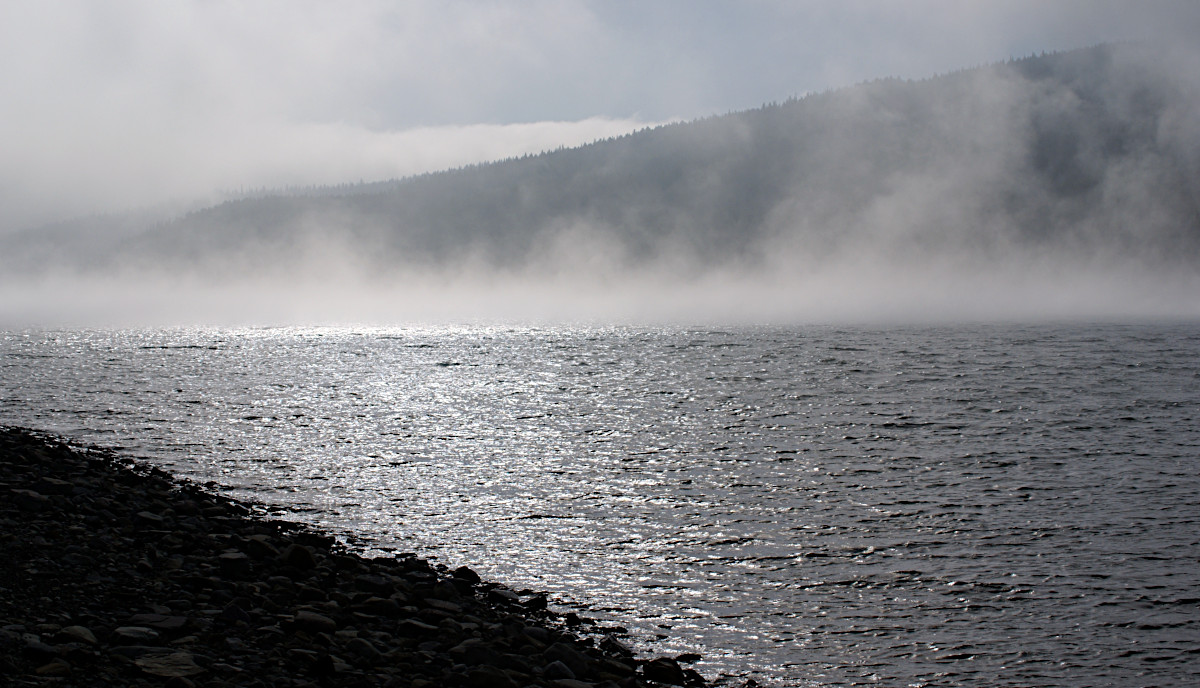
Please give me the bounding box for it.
[1,323,1199,686]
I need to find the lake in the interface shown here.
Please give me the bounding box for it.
[2,323,1198,686]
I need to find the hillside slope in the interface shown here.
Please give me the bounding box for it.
[8,43,1199,283]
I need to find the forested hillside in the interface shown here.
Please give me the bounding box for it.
[9,43,1199,278]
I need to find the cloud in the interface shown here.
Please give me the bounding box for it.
[0,1,653,232]
[0,114,660,232]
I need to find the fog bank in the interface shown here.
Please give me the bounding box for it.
[4,253,1198,328]
[4,44,1199,327]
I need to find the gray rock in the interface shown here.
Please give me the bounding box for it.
[450,638,504,666]
[33,477,74,495]
[452,565,481,583]
[110,644,171,658]
[35,659,72,676]
[358,596,402,616]
[466,665,518,688]
[426,598,463,614]
[220,602,252,624]
[242,534,280,558]
[114,626,160,642]
[543,659,577,680]
[642,656,687,685]
[347,636,383,663]
[136,510,165,525]
[550,679,596,688]
[217,551,251,575]
[294,610,337,633]
[600,635,634,656]
[607,656,640,676]
[488,588,520,604]
[280,543,318,569]
[354,573,394,594]
[56,625,98,645]
[129,613,189,632]
[544,642,590,678]
[135,651,205,677]
[397,619,440,636]
[522,593,548,610]
[23,633,57,657]
[523,625,553,643]
[11,488,49,510]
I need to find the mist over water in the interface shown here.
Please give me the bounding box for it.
[3,44,1197,328]
[3,255,1200,328]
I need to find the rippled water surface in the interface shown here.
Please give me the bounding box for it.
[3,324,1199,686]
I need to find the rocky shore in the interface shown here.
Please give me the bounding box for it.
[0,427,712,688]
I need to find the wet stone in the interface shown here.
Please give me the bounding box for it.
[34,477,74,495]
[452,565,481,583]
[11,488,49,510]
[466,665,518,688]
[523,593,549,610]
[218,551,251,575]
[136,510,165,525]
[545,642,591,678]
[135,650,206,677]
[280,543,318,570]
[346,636,383,662]
[110,644,170,659]
[129,613,190,632]
[220,602,252,624]
[550,679,595,688]
[56,625,98,645]
[488,588,521,604]
[354,573,393,595]
[357,596,401,616]
[294,610,337,633]
[35,658,72,676]
[450,638,504,666]
[23,634,58,657]
[544,659,577,680]
[643,657,687,685]
[243,534,280,558]
[397,618,440,636]
[115,626,160,642]
[426,598,463,614]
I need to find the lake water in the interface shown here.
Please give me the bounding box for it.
[2,324,1198,686]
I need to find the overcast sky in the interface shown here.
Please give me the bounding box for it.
[3,0,1198,234]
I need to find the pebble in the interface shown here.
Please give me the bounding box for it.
[294,610,337,634]
[544,659,577,680]
[57,625,98,645]
[134,651,205,677]
[35,658,72,676]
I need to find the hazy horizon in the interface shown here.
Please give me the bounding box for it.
[3,4,1200,327]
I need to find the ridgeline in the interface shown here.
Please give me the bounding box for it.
[5,43,1198,278]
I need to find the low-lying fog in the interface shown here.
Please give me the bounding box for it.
[5,245,1198,328]
[4,42,1198,328]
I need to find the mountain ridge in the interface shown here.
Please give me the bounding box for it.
[7,43,1200,282]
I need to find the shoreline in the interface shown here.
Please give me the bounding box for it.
[0,427,714,687]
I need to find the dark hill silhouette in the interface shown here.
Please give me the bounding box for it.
[8,43,1199,279]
